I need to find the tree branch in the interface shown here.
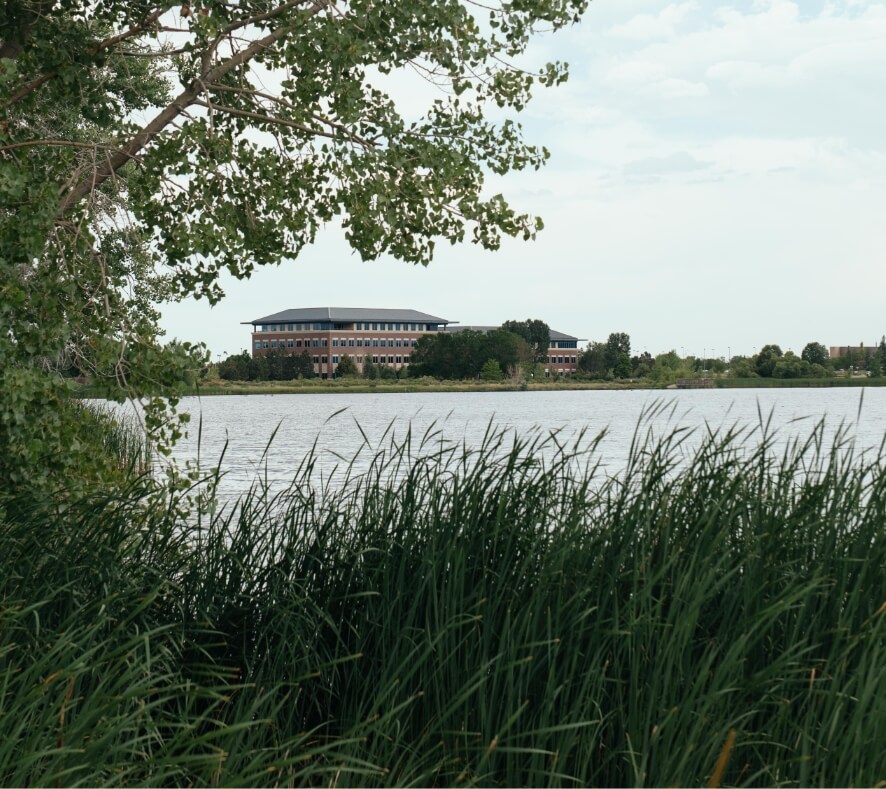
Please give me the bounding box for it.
[2,7,166,111]
[57,0,333,218]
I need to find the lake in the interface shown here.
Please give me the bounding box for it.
[161,387,886,494]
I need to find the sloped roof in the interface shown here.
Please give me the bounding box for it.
[245,307,451,325]
[447,325,585,342]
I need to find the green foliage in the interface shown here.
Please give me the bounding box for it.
[500,318,550,363]
[410,329,528,379]
[362,356,379,380]
[218,349,314,381]
[335,354,358,377]
[0,419,883,785]
[605,332,631,371]
[578,341,607,378]
[801,341,829,366]
[1,0,588,496]
[772,351,811,379]
[479,358,504,381]
[613,350,632,379]
[729,356,758,378]
[755,344,783,377]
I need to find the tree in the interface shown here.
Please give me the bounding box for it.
[801,342,829,367]
[604,333,631,372]
[755,344,783,378]
[335,354,358,378]
[613,352,632,379]
[479,358,504,381]
[362,357,379,380]
[1,0,588,494]
[577,342,607,378]
[500,319,551,364]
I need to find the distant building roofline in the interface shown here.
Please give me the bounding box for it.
[245,307,451,325]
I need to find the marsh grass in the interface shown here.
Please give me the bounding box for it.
[0,413,883,786]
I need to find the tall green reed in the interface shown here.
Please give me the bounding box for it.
[0,412,882,786]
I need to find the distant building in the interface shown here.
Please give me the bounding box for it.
[829,345,880,359]
[446,325,585,375]
[244,307,451,378]
[245,307,586,378]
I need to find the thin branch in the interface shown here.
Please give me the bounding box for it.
[208,82,377,148]
[193,98,340,142]
[58,0,333,217]
[0,139,144,162]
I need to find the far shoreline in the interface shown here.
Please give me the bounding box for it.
[76,376,886,398]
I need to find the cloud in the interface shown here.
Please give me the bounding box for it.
[608,2,696,41]
[624,151,711,176]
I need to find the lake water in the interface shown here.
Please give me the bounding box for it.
[159,388,886,494]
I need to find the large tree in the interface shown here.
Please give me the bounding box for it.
[801,342,829,367]
[500,319,551,364]
[0,0,588,492]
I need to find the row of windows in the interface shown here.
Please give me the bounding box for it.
[259,322,440,333]
[256,337,420,350]
[551,341,578,349]
[547,356,577,365]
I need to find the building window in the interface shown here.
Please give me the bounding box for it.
[321,339,328,347]
[371,322,378,330]
[372,355,379,363]
[396,355,402,364]
[262,341,269,349]
[270,340,278,348]
[312,339,319,347]
[322,355,328,364]
[313,355,319,364]
[380,339,386,347]
[333,355,339,364]
[348,339,355,347]
[287,340,293,348]
[254,341,261,349]
[296,339,302,347]
[287,323,293,331]
[357,356,363,363]
[356,339,363,347]
[261,324,268,332]
[332,339,339,347]
[372,339,378,347]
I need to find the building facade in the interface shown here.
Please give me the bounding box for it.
[245,307,451,378]
[245,307,585,378]
[829,345,881,359]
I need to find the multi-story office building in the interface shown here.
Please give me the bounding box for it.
[245,307,584,377]
[244,307,451,378]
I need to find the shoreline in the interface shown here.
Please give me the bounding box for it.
[76,376,886,397]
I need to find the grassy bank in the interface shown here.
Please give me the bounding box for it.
[73,376,886,397]
[718,376,886,388]
[1,416,883,786]
[188,377,658,395]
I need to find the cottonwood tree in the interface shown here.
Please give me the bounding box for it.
[0,0,588,491]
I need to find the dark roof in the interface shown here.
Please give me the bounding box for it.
[447,325,586,342]
[245,307,451,325]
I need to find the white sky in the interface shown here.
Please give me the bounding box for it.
[160,0,886,360]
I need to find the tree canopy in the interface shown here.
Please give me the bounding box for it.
[0,0,588,493]
[500,319,550,364]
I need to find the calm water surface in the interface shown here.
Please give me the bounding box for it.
[163,388,886,494]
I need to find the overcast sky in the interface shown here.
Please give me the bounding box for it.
[160,0,886,360]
